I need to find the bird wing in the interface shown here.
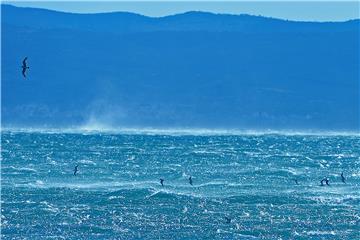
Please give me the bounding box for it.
[22,57,28,67]
[22,68,26,77]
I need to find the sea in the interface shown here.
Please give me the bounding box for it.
[1,129,360,239]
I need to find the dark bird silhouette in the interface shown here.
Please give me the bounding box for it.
[74,165,78,176]
[325,178,330,186]
[160,178,164,186]
[189,176,193,186]
[320,179,325,186]
[21,57,29,78]
[224,217,231,224]
[341,172,346,183]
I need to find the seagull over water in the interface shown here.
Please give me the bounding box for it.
[160,178,164,187]
[325,178,330,186]
[189,176,193,186]
[74,165,79,176]
[21,57,29,78]
[341,172,346,183]
[320,179,325,186]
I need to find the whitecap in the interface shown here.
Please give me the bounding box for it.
[35,180,44,185]
[108,195,125,200]
[79,159,97,165]
[4,166,37,173]
[40,201,59,213]
[306,230,336,236]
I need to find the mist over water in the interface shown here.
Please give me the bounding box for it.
[2,130,360,239]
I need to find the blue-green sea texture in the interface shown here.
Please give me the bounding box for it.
[1,131,360,239]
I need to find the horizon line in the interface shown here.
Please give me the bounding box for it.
[2,126,359,137]
[3,3,360,23]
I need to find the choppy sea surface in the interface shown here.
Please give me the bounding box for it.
[1,130,360,239]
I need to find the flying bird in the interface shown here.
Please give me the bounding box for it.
[320,179,325,186]
[74,165,79,176]
[341,172,346,183]
[160,178,164,186]
[325,178,330,186]
[224,217,232,224]
[21,57,29,78]
[189,176,193,186]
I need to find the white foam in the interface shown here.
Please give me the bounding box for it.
[145,187,204,199]
[4,166,37,172]
[308,194,359,205]
[35,180,44,185]
[196,181,229,187]
[40,201,59,213]
[108,195,125,200]
[79,159,97,165]
[306,230,336,236]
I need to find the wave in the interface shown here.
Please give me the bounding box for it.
[306,230,336,236]
[16,180,198,191]
[3,166,38,173]
[12,180,234,199]
[144,188,203,199]
[2,126,359,137]
[307,194,360,205]
[26,180,158,190]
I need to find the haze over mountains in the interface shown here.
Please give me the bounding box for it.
[2,5,359,131]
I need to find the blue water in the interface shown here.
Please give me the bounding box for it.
[1,130,360,239]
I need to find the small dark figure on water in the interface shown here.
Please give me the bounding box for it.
[320,178,330,186]
[21,57,29,78]
[320,179,325,186]
[189,176,193,186]
[224,217,231,224]
[294,179,299,185]
[160,178,164,187]
[341,172,346,183]
[325,178,330,186]
[74,165,78,176]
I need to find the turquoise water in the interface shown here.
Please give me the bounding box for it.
[1,131,360,239]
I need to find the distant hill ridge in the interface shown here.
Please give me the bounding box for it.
[2,4,359,33]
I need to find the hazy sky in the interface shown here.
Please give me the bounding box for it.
[3,1,360,21]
